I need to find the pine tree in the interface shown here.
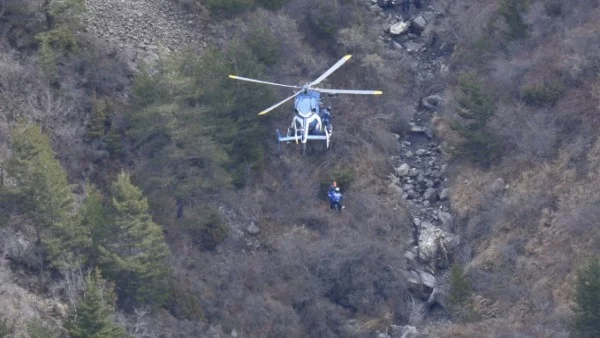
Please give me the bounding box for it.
[571,258,600,338]
[78,183,108,266]
[98,172,172,308]
[448,264,476,322]
[452,72,501,167]
[68,268,125,338]
[7,122,89,270]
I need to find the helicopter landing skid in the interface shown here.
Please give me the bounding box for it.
[276,129,330,153]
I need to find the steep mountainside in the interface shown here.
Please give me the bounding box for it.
[0,0,599,337]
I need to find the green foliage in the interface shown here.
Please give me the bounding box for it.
[36,26,79,74]
[0,317,11,338]
[185,209,228,250]
[307,0,342,40]
[24,319,60,338]
[448,264,476,322]
[36,0,84,74]
[329,167,355,191]
[452,73,501,167]
[521,81,564,107]
[129,39,275,222]
[168,289,205,320]
[319,167,355,200]
[246,23,282,66]
[571,258,600,338]
[7,122,89,269]
[203,0,254,15]
[78,184,108,266]
[202,0,288,15]
[98,172,172,308]
[68,268,125,338]
[498,0,528,40]
[255,0,288,10]
[86,95,110,141]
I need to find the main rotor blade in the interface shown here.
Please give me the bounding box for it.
[229,75,302,89]
[309,55,352,87]
[315,88,383,95]
[258,91,302,116]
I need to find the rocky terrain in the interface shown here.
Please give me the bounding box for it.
[81,0,208,68]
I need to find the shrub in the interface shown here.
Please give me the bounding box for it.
[0,317,11,338]
[498,0,528,40]
[306,0,342,40]
[544,1,563,17]
[36,0,85,74]
[521,82,564,107]
[168,289,205,320]
[186,209,228,250]
[203,0,254,16]
[448,264,477,322]
[256,0,288,10]
[571,258,600,338]
[246,22,282,66]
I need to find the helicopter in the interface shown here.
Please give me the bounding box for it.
[229,55,382,152]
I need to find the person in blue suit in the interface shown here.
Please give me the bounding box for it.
[328,187,344,211]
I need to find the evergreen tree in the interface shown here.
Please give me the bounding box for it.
[78,183,109,266]
[498,0,528,40]
[447,264,475,321]
[98,172,171,308]
[68,268,125,338]
[571,258,600,338]
[452,73,501,167]
[7,122,89,270]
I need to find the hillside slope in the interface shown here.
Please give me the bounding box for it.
[0,0,599,337]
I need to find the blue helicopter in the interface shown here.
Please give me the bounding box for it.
[229,55,382,152]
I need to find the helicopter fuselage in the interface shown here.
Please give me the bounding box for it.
[291,90,325,143]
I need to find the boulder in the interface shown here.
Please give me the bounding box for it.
[401,325,419,338]
[412,16,427,31]
[438,211,454,231]
[404,41,424,52]
[418,222,459,265]
[419,270,436,290]
[0,227,37,268]
[439,188,450,200]
[490,177,505,193]
[405,270,421,288]
[389,21,410,36]
[421,94,443,110]
[415,148,427,156]
[423,188,438,202]
[428,287,448,308]
[247,222,260,235]
[390,325,404,338]
[396,163,410,176]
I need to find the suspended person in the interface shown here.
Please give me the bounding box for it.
[328,187,344,212]
[328,181,338,194]
[319,105,333,134]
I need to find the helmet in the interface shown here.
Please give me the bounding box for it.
[335,187,340,192]
[327,106,332,111]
